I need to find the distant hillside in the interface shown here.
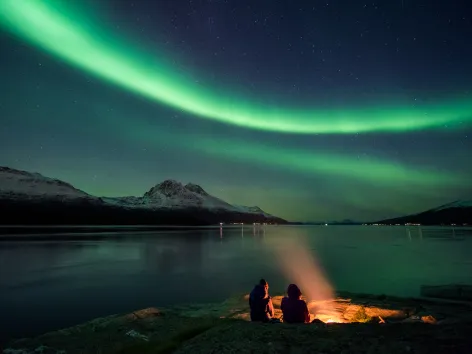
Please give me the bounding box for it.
[376,200,472,225]
[0,166,287,225]
[289,219,363,225]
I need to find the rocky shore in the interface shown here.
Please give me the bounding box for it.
[3,292,472,354]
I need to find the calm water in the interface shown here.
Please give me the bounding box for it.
[1,225,471,341]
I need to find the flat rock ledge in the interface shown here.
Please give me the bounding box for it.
[4,292,472,354]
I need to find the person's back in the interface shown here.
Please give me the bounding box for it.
[249,278,274,322]
[281,284,310,324]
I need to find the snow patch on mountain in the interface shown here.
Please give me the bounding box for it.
[101,196,146,207]
[0,166,91,200]
[430,200,472,212]
[184,183,208,196]
[234,205,267,214]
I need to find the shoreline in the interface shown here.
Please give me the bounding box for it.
[0,224,250,239]
[1,224,470,239]
[4,291,472,353]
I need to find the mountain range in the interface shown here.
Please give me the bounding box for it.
[1,166,469,226]
[376,200,472,225]
[0,166,286,225]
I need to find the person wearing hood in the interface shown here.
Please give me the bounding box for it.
[249,278,275,322]
[281,284,310,323]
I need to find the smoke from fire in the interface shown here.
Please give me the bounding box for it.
[268,231,341,322]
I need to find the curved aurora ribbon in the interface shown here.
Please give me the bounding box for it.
[1,0,471,134]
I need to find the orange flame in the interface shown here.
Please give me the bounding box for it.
[268,230,343,323]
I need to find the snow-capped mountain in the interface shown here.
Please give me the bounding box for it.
[0,166,285,225]
[102,179,268,214]
[102,179,262,215]
[377,199,472,225]
[0,166,94,201]
[139,179,236,210]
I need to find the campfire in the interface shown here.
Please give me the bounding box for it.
[306,299,399,324]
[308,300,346,324]
[314,315,344,324]
[306,299,389,324]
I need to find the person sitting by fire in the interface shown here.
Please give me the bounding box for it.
[249,278,275,322]
[281,283,310,323]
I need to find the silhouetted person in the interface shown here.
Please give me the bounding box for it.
[249,278,275,322]
[281,284,310,323]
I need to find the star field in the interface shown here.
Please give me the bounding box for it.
[0,0,471,221]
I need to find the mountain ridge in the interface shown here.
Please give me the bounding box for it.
[0,166,286,225]
[376,199,472,225]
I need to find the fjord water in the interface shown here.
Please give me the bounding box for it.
[1,225,471,341]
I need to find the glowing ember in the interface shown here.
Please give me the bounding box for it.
[323,316,343,323]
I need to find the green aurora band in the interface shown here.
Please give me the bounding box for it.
[196,140,461,187]
[185,142,466,187]
[1,0,472,134]
[106,115,465,188]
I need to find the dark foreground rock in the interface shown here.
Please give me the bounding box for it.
[421,284,472,302]
[3,293,472,354]
[176,321,472,354]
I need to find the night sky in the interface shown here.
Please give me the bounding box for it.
[1,0,471,222]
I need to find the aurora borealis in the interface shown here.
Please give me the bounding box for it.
[1,0,471,221]
[1,0,471,134]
